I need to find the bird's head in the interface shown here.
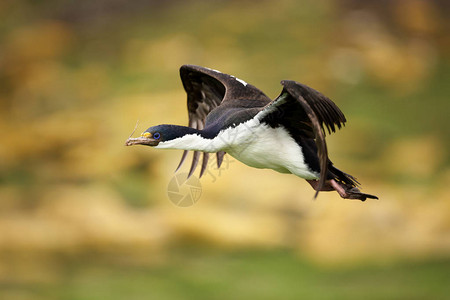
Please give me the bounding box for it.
[125,124,192,147]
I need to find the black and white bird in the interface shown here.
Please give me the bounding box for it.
[126,65,378,201]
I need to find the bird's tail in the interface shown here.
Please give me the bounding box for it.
[328,165,360,187]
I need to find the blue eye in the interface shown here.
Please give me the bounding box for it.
[153,132,161,139]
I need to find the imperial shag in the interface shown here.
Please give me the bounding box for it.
[125,65,378,201]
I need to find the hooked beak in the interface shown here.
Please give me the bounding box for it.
[125,132,159,147]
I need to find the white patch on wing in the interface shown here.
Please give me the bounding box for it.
[204,67,248,86]
[234,77,248,86]
[156,114,319,180]
[204,66,222,73]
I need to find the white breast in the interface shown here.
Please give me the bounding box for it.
[216,119,319,180]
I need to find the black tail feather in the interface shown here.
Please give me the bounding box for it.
[328,165,360,187]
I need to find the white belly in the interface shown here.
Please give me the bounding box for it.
[222,121,319,180]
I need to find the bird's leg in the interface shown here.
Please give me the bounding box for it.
[307,179,376,201]
[329,179,350,198]
[329,179,378,201]
[306,179,334,191]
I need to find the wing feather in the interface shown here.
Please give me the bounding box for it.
[259,80,346,197]
[216,151,226,168]
[188,151,200,178]
[199,153,209,178]
[177,65,270,177]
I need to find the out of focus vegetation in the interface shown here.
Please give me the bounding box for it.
[0,0,449,299]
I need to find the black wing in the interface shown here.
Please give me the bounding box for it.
[259,80,346,197]
[178,65,270,177]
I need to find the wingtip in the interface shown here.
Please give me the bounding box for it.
[216,151,225,168]
[175,150,189,172]
[313,190,320,199]
[188,151,200,178]
[199,152,209,178]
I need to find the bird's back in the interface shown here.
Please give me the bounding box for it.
[204,100,268,136]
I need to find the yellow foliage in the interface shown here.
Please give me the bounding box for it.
[0,0,448,269]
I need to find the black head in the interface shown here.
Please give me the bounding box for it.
[125,124,198,147]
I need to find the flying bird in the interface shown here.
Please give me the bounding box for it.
[126,65,378,201]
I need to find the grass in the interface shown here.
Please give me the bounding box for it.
[2,249,449,300]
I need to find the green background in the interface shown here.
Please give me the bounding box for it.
[0,0,449,299]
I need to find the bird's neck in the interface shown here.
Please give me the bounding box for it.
[156,120,260,153]
[156,126,219,152]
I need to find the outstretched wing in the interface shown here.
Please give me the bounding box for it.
[258,80,346,197]
[178,65,270,177]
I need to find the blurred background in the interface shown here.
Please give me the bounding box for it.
[1,0,449,299]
